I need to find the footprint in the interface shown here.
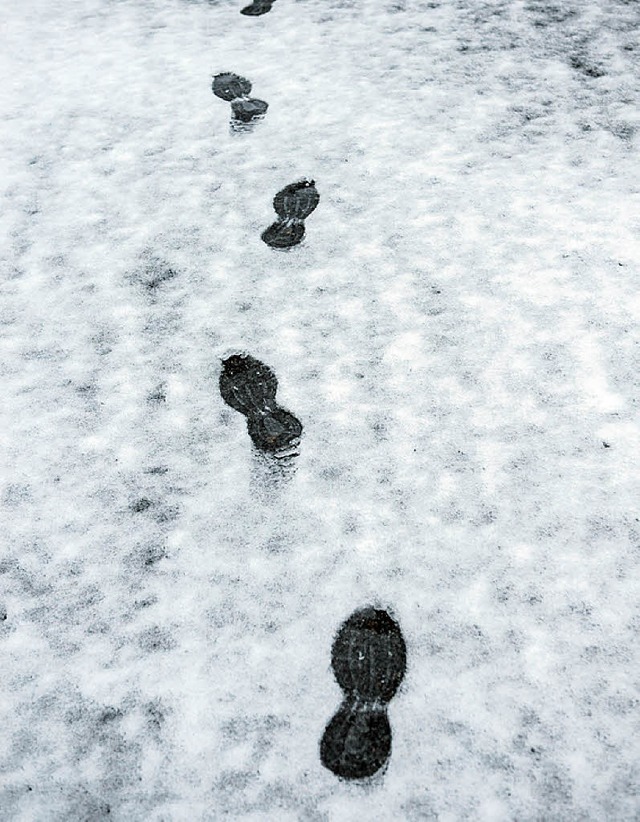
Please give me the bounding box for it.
[219,354,302,456]
[240,0,275,16]
[212,72,268,127]
[261,180,320,249]
[320,607,406,780]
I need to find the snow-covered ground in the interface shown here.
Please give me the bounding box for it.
[1,0,639,818]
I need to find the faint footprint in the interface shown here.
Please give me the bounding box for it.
[219,354,302,457]
[261,179,320,249]
[320,607,406,780]
[212,72,268,127]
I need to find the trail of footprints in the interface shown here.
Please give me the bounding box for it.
[208,4,407,783]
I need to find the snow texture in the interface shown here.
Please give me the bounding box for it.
[1,0,639,819]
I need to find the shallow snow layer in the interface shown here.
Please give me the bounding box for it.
[1,0,639,819]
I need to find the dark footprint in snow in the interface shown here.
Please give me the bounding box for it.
[240,0,275,15]
[261,180,319,249]
[219,353,302,456]
[212,72,268,127]
[320,607,406,780]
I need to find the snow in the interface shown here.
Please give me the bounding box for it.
[1,0,639,819]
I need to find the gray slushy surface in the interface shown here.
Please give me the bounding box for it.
[1,0,639,819]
